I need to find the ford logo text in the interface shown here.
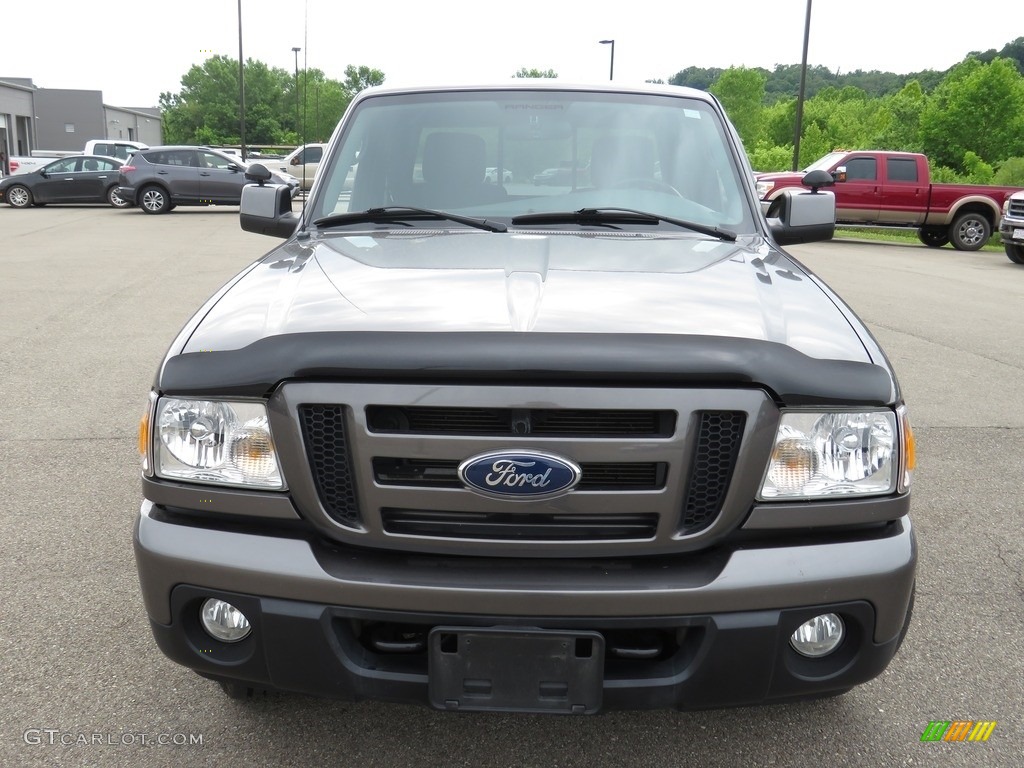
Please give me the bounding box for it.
[458,451,581,501]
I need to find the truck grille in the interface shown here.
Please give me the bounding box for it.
[1009,198,1024,218]
[381,510,661,540]
[299,405,360,526]
[366,406,675,437]
[680,411,746,534]
[287,385,766,555]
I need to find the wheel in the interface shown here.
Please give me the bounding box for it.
[107,185,131,208]
[139,184,170,214]
[948,212,991,251]
[607,178,684,196]
[1005,244,1024,264]
[917,227,949,248]
[6,184,32,208]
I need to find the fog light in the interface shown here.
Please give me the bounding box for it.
[200,599,251,643]
[790,613,844,657]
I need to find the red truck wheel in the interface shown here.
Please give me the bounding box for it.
[918,227,949,248]
[949,213,991,251]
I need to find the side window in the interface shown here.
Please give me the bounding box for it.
[97,159,118,171]
[93,143,112,156]
[306,146,323,163]
[48,158,79,173]
[845,157,877,181]
[886,158,919,182]
[200,152,233,169]
[160,151,196,167]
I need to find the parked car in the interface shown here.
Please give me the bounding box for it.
[83,139,149,161]
[116,146,298,214]
[271,143,326,191]
[485,166,513,183]
[0,155,129,208]
[532,165,590,186]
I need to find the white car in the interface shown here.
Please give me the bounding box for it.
[484,166,513,183]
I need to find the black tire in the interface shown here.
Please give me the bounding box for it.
[948,212,991,251]
[139,184,170,214]
[6,184,32,208]
[917,227,948,248]
[1005,243,1024,264]
[107,185,131,208]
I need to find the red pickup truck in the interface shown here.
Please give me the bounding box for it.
[755,151,1022,251]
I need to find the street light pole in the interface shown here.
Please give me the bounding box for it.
[792,0,812,171]
[291,46,302,141]
[599,39,615,81]
[237,0,246,160]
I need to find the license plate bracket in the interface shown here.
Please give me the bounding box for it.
[428,627,604,714]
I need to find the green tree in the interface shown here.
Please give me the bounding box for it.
[873,81,926,151]
[710,67,766,146]
[514,68,558,78]
[159,57,385,147]
[160,55,293,145]
[342,65,386,94]
[919,57,1024,170]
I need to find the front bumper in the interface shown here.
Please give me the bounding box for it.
[999,217,1024,244]
[135,503,916,711]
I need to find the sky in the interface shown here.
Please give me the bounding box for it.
[5,0,1024,107]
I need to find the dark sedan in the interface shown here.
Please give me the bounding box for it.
[0,156,129,208]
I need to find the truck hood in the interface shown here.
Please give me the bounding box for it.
[754,170,804,184]
[183,230,869,363]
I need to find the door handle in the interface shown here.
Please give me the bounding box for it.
[199,172,211,176]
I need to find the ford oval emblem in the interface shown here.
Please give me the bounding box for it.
[458,450,581,501]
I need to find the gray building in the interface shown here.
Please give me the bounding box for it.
[0,78,162,173]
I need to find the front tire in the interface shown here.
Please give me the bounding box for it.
[949,213,991,251]
[6,185,32,208]
[917,226,949,248]
[107,185,130,208]
[1006,243,1024,264]
[139,184,170,214]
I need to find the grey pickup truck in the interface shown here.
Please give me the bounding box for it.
[134,81,916,714]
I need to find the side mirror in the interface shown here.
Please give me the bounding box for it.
[831,165,847,183]
[802,169,834,192]
[240,182,299,238]
[244,163,273,183]
[767,188,836,245]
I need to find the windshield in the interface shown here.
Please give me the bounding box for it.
[311,89,757,234]
[803,152,846,173]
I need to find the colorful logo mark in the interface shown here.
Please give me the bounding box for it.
[921,721,996,742]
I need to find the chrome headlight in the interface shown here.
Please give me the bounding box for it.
[759,410,899,499]
[155,398,284,488]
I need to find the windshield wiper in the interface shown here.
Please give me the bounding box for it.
[313,206,507,233]
[510,208,736,242]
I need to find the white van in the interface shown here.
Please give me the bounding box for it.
[83,139,149,161]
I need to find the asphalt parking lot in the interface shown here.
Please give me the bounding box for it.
[1,206,1021,767]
